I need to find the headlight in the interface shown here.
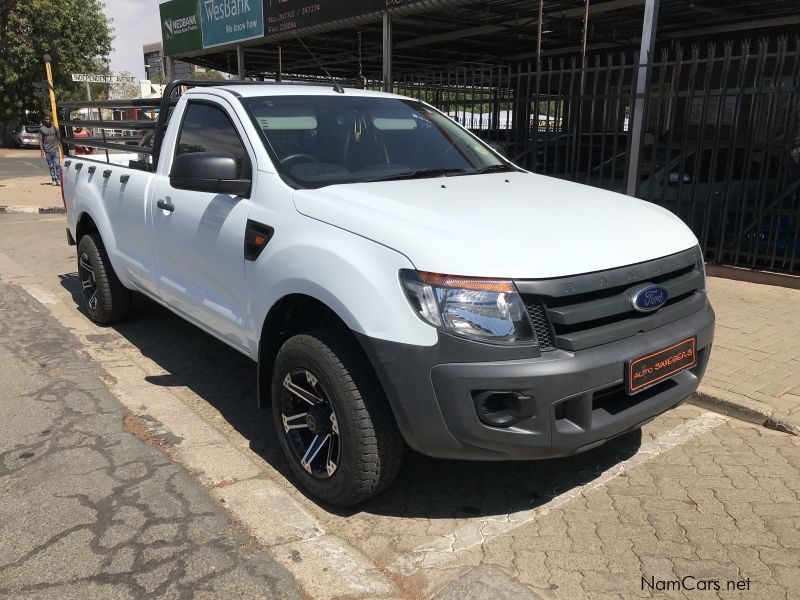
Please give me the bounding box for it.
[399,270,535,344]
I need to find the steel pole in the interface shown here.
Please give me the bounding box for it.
[237,45,246,80]
[625,0,661,196]
[382,12,393,92]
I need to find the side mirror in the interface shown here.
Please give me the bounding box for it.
[170,151,251,197]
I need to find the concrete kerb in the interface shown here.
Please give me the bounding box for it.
[0,205,65,214]
[690,386,800,436]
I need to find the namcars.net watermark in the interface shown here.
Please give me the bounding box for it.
[643,576,752,592]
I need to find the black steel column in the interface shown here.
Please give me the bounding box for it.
[625,0,660,196]
[382,12,393,92]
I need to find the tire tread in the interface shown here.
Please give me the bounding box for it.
[78,233,132,325]
[273,329,403,506]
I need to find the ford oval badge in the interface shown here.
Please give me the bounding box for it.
[631,285,669,313]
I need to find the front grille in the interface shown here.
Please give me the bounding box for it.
[517,247,706,352]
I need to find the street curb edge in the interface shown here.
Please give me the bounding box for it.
[0,205,66,215]
[689,389,800,436]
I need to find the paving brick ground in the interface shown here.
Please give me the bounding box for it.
[427,406,800,600]
[699,278,800,435]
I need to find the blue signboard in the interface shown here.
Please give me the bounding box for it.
[201,0,264,48]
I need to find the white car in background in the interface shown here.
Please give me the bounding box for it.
[12,125,40,148]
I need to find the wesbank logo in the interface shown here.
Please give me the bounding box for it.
[203,0,253,22]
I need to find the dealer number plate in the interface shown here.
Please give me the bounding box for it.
[627,337,697,395]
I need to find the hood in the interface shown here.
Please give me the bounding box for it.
[293,172,699,279]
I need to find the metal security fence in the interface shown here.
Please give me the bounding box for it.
[389,36,800,275]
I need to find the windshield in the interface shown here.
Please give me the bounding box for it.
[242,95,513,188]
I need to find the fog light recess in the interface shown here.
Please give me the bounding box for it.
[472,390,535,428]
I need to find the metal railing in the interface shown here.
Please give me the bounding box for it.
[389,36,800,275]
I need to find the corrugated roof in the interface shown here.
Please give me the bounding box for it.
[176,0,800,78]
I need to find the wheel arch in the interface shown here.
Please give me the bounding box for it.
[257,293,378,410]
[75,211,100,243]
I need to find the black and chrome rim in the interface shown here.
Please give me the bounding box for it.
[280,368,341,479]
[78,251,98,311]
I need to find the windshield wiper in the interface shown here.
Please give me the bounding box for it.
[365,168,466,182]
[474,164,516,174]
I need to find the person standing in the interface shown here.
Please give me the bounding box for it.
[72,126,94,155]
[39,115,62,186]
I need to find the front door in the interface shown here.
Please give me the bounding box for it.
[150,98,255,350]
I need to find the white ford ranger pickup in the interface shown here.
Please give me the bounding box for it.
[62,81,714,506]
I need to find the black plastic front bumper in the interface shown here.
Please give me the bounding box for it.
[357,302,714,460]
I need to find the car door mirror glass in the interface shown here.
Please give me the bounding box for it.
[169,151,252,197]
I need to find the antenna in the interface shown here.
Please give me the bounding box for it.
[293,32,345,94]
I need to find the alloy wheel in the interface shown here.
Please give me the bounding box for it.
[280,368,341,479]
[78,251,98,311]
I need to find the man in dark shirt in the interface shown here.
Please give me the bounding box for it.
[39,115,62,186]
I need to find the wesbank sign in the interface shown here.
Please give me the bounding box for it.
[159,0,265,56]
[201,0,264,48]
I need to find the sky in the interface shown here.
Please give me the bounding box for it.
[105,0,164,79]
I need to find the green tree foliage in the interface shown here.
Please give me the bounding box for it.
[0,0,113,143]
[150,69,227,85]
[191,69,226,81]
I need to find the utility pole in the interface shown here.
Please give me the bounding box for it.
[43,54,59,127]
[43,54,62,165]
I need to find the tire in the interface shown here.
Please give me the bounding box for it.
[272,329,404,506]
[76,233,132,325]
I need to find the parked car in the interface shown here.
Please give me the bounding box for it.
[12,125,40,148]
[62,81,714,506]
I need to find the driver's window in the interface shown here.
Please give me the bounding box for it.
[176,102,250,178]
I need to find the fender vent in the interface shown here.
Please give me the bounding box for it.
[244,220,275,261]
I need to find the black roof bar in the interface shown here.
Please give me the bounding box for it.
[61,119,157,130]
[61,139,153,155]
[59,98,162,109]
[58,79,351,168]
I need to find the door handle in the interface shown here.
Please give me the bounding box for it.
[157,199,175,212]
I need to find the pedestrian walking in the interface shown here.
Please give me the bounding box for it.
[39,115,62,186]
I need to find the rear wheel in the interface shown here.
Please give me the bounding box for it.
[272,329,403,506]
[77,233,132,325]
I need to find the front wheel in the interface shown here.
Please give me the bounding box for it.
[272,330,404,506]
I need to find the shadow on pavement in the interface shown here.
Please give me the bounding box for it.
[59,272,642,519]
